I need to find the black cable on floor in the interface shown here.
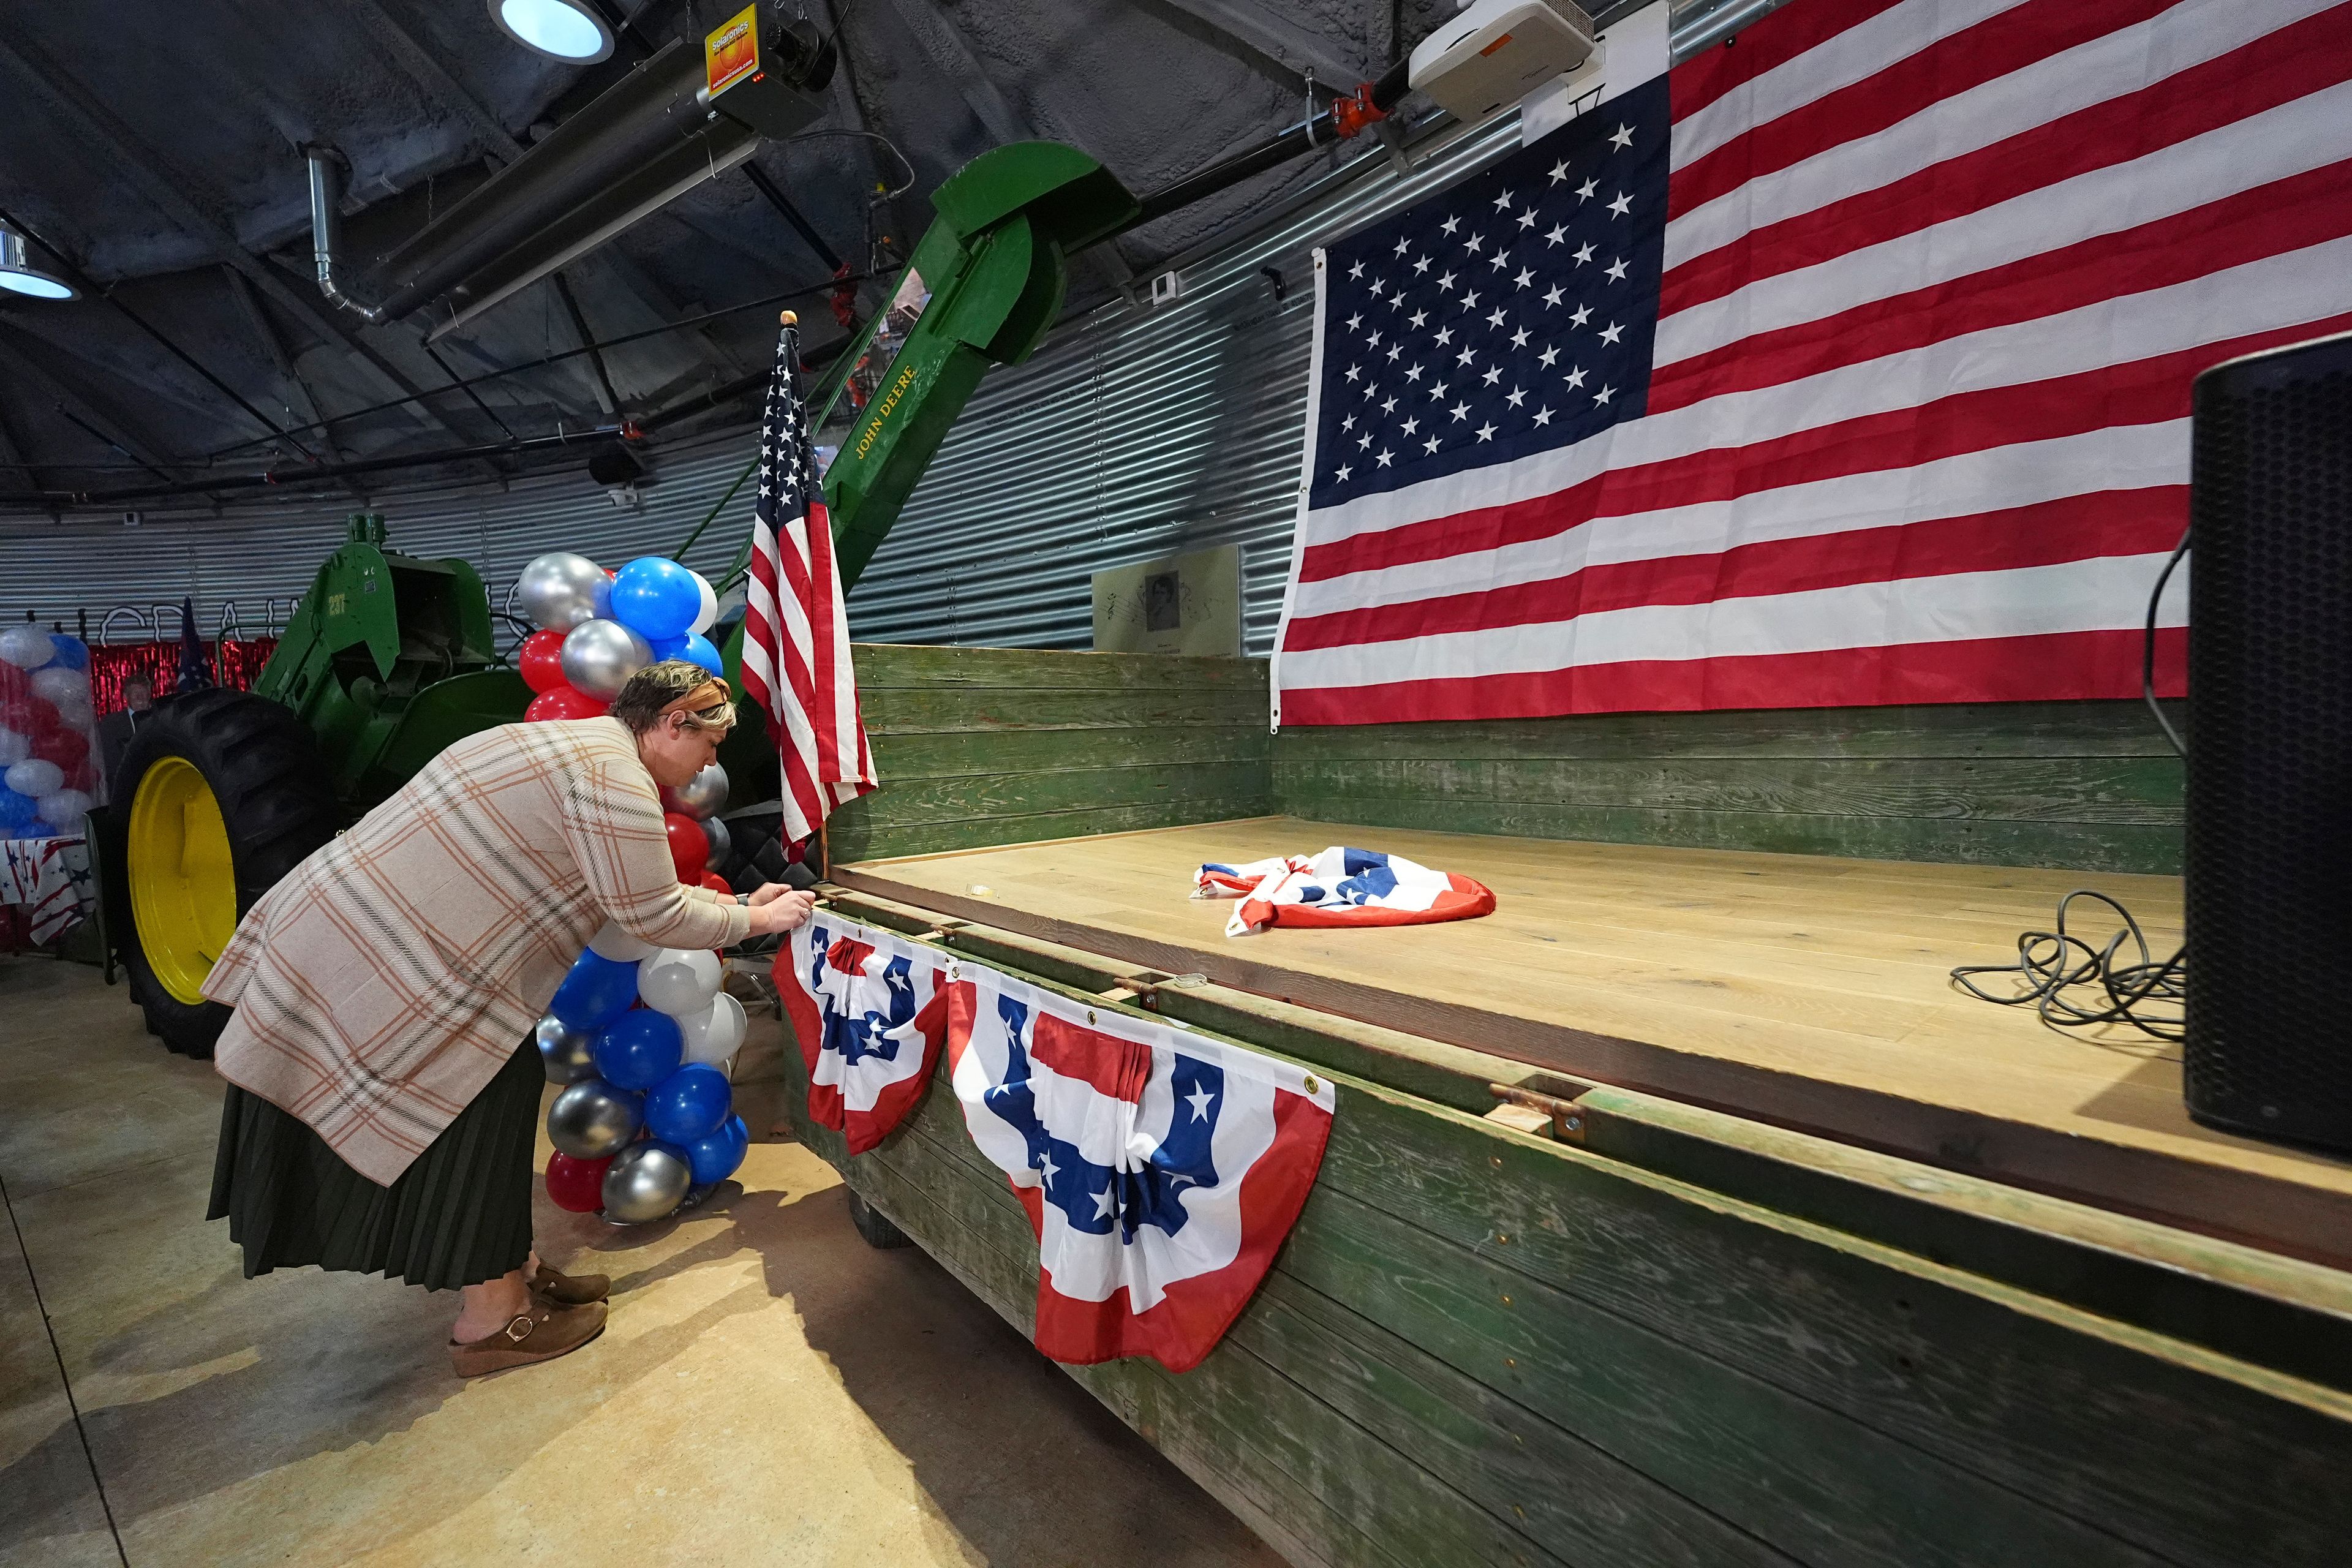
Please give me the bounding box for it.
[0,1168,131,1568]
[1950,889,2187,1042]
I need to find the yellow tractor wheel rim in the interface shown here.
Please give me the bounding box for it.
[128,756,237,1006]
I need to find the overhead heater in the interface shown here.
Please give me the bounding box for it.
[309,18,834,339]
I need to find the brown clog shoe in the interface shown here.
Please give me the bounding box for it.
[530,1261,611,1306]
[450,1298,607,1378]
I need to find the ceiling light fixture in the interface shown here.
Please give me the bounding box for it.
[0,228,77,300]
[488,0,614,63]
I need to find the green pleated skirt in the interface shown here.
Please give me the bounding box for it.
[206,1035,544,1292]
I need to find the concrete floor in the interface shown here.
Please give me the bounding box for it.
[0,953,1283,1568]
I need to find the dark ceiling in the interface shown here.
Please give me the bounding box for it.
[0,0,1466,514]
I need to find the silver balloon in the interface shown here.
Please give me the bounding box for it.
[516,552,610,631]
[670,761,728,820]
[602,1142,693,1223]
[546,1078,641,1159]
[535,1015,598,1084]
[559,618,651,700]
[702,814,731,870]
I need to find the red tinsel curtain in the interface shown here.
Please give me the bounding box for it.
[88,639,277,715]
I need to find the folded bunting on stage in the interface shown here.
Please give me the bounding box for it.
[1270,0,2352,724]
[779,913,948,1155]
[740,321,877,843]
[1194,846,1494,937]
[945,957,1335,1372]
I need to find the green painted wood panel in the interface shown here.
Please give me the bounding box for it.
[1272,699,2187,873]
[774,935,2349,1568]
[829,644,1273,862]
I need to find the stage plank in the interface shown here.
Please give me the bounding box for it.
[835,816,2352,1267]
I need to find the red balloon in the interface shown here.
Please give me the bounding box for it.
[663,812,709,882]
[698,871,733,895]
[32,727,87,768]
[545,1152,611,1213]
[524,686,608,723]
[518,628,569,693]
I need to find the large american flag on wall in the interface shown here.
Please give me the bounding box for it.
[741,323,876,842]
[1269,0,2352,725]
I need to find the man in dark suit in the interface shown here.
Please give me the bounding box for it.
[97,673,155,801]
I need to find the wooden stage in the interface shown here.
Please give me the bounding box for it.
[835,815,2352,1267]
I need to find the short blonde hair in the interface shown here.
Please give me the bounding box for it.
[611,660,736,734]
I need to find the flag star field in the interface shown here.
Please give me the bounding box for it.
[1311,77,1668,509]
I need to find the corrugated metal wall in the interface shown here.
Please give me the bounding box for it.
[845,113,1524,656]
[0,433,758,646]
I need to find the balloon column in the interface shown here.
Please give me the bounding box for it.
[512,550,725,726]
[538,921,752,1223]
[535,752,748,1223]
[0,625,99,839]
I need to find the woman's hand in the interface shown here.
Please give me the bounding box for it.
[745,889,816,936]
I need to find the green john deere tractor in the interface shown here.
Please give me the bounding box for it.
[108,141,1139,1056]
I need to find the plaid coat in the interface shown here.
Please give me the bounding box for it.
[205,716,750,1186]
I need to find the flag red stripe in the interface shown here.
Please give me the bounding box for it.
[1660,10,2352,318]
[1668,0,2174,223]
[1280,627,2187,725]
[1297,315,2341,588]
[1281,488,2182,652]
[1668,0,1907,124]
[1651,162,2352,415]
[1029,1013,1152,1104]
[806,501,844,785]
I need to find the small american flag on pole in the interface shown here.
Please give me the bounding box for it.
[740,322,876,844]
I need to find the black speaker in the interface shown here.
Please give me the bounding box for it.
[2183,329,2352,1152]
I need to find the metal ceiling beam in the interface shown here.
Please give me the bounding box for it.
[0,328,187,484]
[549,274,621,414]
[347,0,750,385]
[222,265,341,455]
[0,31,475,447]
[334,0,528,162]
[0,392,37,493]
[1147,0,1365,86]
[885,0,1031,147]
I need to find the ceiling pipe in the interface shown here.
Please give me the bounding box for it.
[306,148,385,322]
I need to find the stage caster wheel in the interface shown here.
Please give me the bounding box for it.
[846,1188,911,1249]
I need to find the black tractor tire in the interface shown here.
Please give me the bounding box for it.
[845,1187,913,1250]
[117,689,340,1058]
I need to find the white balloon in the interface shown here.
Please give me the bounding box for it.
[0,626,55,669]
[639,947,721,1017]
[56,699,94,733]
[36,788,91,830]
[702,814,731,870]
[688,571,718,636]
[678,990,746,1068]
[587,919,655,963]
[0,729,26,767]
[29,666,88,706]
[5,759,62,798]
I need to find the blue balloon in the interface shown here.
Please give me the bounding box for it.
[47,635,88,671]
[549,949,639,1031]
[594,1008,684,1091]
[0,789,39,832]
[609,556,700,641]
[644,1061,731,1144]
[685,1114,749,1185]
[650,631,723,676]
